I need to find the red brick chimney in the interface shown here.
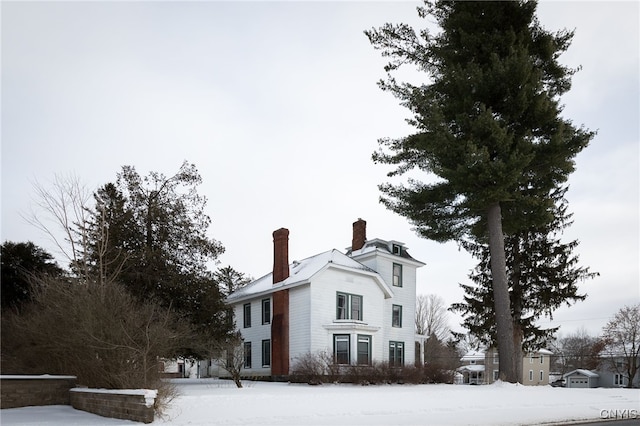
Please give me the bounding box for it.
[272,228,290,284]
[352,218,367,251]
[271,228,290,379]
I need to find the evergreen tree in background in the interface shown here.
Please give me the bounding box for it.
[215,265,252,298]
[366,1,594,381]
[82,162,233,353]
[1,241,65,311]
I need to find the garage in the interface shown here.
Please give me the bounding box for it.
[568,377,589,388]
[563,369,599,388]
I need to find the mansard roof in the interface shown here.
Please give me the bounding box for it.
[347,238,425,266]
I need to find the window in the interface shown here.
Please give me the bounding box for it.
[540,370,544,381]
[243,303,251,328]
[262,340,271,367]
[528,370,533,381]
[336,292,363,321]
[244,342,252,368]
[493,352,499,364]
[529,354,534,364]
[540,355,544,364]
[334,335,350,365]
[357,335,371,365]
[392,244,401,255]
[392,304,403,328]
[392,263,403,287]
[389,341,404,367]
[493,370,499,381]
[470,359,476,365]
[262,299,271,325]
[614,374,625,386]
[226,349,234,368]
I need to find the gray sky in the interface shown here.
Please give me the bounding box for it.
[2,1,638,338]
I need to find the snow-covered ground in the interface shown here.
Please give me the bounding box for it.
[1,379,639,425]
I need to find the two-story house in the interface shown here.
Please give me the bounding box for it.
[458,350,486,384]
[224,219,425,380]
[458,348,553,385]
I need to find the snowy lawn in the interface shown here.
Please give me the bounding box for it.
[1,378,638,425]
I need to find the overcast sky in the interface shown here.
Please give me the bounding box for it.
[2,1,638,339]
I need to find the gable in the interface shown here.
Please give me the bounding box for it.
[226,249,392,305]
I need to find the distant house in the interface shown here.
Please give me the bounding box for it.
[458,348,553,385]
[595,354,640,388]
[223,219,425,380]
[563,369,599,388]
[458,350,485,384]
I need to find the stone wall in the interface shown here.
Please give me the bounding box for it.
[0,375,76,409]
[0,375,156,424]
[70,388,156,424]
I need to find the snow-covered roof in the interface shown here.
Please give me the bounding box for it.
[461,350,485,362]
[460,348,553,362]
[458,364,485,373]
[563,369,599,379]
[226,249,390,303]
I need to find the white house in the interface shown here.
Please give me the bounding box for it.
[595,354,640,388]
[458,348,553,385]
[458,350,486,384]
[225,219,425,380]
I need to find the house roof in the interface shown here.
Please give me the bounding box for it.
[226,249,391,303]
[461,350,485,362]
[347,238,425,267]
[563,369,599,379]
[460,348,553,362]
[458,364,485,373]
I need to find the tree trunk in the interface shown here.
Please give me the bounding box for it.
[487,202,518,382]
[511,236,524,383]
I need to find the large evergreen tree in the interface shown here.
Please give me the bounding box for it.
[451,187,597,375]
[366,1,594,381]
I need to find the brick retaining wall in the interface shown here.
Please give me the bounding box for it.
[70,388,156,424]
[0,375,76,409]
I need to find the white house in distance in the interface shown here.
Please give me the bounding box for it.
[458,348,553,385]
[225,219,426,380]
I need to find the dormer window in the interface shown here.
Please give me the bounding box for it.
[392,244,402,255]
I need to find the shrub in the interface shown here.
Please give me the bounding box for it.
[1,276,191,413]
[290,352,450,385]
[290,351,331,384]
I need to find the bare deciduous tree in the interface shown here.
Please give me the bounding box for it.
[24,174,92,272]
[415,294,451,341]
[212,333,245,388]
[601,304,640,388]
[548,328,603,374]
[23,174,125,285]
[454,332,483,355]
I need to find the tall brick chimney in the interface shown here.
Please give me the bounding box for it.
[272,228,290,284]
[271,228,290,379]
[352,218,367,251]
